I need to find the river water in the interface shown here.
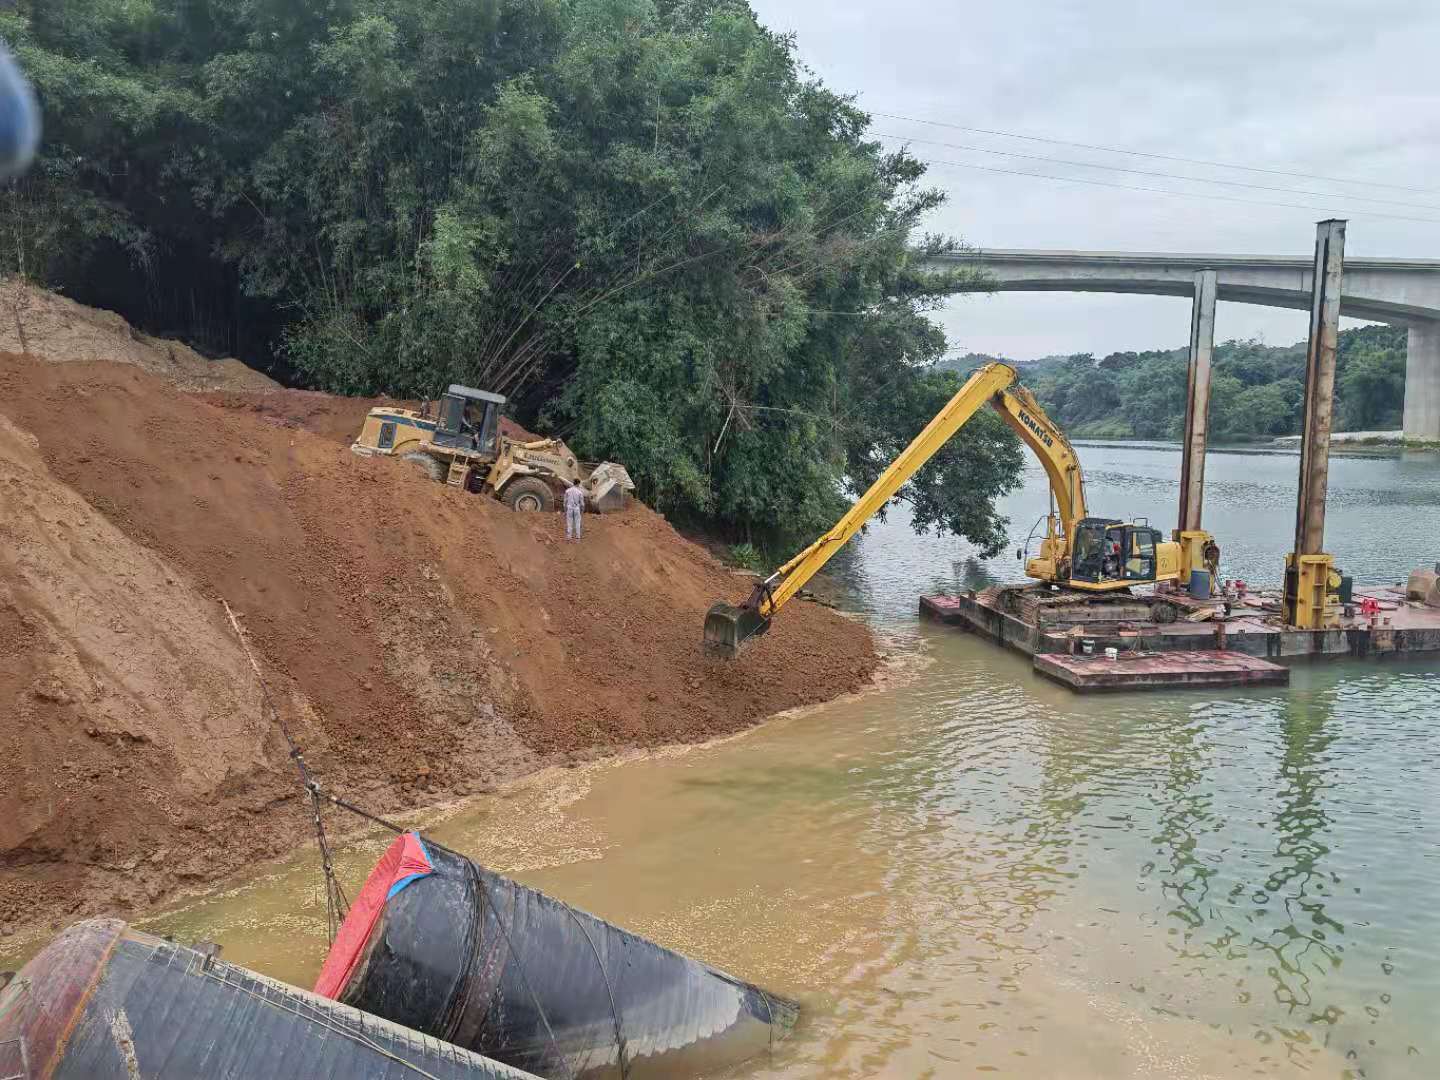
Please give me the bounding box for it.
[65,444,1440,1077]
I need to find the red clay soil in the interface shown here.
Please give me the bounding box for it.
[0,353,875,938]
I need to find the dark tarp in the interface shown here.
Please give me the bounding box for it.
[0,919,539,1079]
[320,835,799,1078]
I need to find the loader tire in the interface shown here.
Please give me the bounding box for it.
[502,477,555,513]
[401,451,445,483]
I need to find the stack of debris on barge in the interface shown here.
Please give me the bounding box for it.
[315,832,799,1078]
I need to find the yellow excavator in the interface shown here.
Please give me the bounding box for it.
[704,362,1220,656]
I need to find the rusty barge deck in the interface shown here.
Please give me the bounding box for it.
[920,586,1440,693]
[1035,650,1291,691]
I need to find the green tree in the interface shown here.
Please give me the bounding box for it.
[1027,325,1405,442]
[1339,349,1405,429]
[2,0,1023,553]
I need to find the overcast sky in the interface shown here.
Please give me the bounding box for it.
[750,0,1440,360]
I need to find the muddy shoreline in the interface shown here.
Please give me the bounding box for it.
[1,637,908,967]
[1,342,877,949]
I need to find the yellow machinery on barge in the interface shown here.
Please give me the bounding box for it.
[705,362,1221,656]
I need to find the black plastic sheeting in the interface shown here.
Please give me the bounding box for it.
[0,920,539,1079]
[335,840,800,1078]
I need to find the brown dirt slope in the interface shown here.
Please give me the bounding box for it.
[0,353,875,936]
[0,409,291,928]
[0,278,279,392]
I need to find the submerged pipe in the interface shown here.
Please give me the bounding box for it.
[0,919,538,1079]
[316,833,799,1078]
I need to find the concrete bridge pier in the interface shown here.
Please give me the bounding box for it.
[1178,270,1217,534]
[1405,323,1440,441]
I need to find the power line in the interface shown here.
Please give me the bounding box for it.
[910,154,1440,226]
[870,109,1437,196]
[875,132,1440,213]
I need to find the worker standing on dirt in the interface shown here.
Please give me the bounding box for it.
[564,480,586,542]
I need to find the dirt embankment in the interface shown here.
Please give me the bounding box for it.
[0,351,875,937]
[0,278,280,392]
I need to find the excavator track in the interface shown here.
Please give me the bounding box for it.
[995,585,1157,628]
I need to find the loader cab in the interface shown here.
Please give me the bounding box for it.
[1069,518,1162,586]
[432,384,505,457]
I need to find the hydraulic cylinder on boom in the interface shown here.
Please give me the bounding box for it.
[704,362,1220,657]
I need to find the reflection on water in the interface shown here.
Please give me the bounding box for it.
[109,634,1437,1080]
[8,445,1435,1079]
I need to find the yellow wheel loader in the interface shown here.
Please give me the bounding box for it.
[352,384,635,513]
[705,362,1222,656]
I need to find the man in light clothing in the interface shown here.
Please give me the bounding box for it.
[564,481,586,541]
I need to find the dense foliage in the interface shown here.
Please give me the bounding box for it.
[1016,325,1408,441]
[3,0,1024,552]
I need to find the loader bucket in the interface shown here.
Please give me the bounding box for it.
[583,461,636,514]
[704,602,771,658]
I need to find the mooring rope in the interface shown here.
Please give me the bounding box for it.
[312,787,407,836]
[757,989,777,1055]
[222,600,349,941]
[437,854,486,1045]
[223,600,574,1076]
[558,904,630,1079]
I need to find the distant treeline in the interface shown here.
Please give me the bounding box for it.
[946,325,1407,440]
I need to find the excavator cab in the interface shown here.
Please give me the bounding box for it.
[432,385,504,458]
[1069,519,1163,586]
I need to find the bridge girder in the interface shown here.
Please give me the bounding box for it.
[921,249,1440,439]
[927,250,1440,325]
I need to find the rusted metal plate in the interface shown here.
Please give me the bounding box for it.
[1035,650,1289,692]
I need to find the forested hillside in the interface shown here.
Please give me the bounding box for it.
[1,0,1023,552]
[1019,325,1407,440]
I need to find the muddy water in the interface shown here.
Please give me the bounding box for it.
[23,443,1440,1078]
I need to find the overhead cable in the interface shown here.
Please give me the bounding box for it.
[870,109,1437,195]
[875,132,1440,213]
[910,155,1440,226]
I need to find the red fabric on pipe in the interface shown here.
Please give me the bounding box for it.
[314,831,434,999]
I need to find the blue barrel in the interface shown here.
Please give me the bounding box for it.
[1189,570,1213,600]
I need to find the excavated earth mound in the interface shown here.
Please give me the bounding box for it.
[0,352,876,938]
[0,278,279,392]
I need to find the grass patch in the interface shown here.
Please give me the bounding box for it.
[727,543,767,573]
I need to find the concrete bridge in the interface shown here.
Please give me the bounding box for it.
[925,249,1440,439]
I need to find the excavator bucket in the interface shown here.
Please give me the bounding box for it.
[703,602,771,658]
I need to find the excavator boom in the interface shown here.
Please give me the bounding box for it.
[706,361,1217,657]
[705,363,1025,656]
[989,382,1087,534]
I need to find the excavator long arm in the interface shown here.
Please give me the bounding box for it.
[989,382,1088,534]
[706,362,1071,656]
